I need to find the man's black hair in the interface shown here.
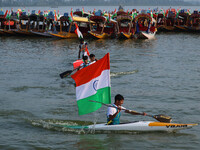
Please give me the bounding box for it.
[83,56,88,60]
[115,94,124,102]
[89,54,95,58]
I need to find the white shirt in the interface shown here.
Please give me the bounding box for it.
[106,104,126,117]
[89,60,96,65]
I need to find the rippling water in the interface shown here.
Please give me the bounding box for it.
[1,6,200,150]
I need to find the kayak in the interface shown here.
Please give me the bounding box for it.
[53,121,198,132]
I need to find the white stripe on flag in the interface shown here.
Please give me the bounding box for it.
[76,70,110,101]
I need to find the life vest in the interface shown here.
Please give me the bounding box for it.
[107,105,121,125]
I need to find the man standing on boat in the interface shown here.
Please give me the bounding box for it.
[107,94,147,125]
[78,38,88,59]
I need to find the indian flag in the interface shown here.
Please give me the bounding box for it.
[74,22,83,39]
[71,53,111,115]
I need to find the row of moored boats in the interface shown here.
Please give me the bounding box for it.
[0,7,200,40]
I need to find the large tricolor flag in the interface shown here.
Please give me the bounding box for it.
[71,53,111,115]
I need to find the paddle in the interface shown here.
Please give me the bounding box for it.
[89,100,172,123]
[60,70,74,79]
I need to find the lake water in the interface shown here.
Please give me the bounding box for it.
[0,6,200,150]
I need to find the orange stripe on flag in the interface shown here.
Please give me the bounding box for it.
[71,53,110,86]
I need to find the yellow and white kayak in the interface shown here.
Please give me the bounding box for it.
[55,121,198,132]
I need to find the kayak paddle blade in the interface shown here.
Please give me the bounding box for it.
[59,70,73,79]
[153,114,172,123]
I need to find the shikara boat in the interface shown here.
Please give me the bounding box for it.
[29,12,53,37]
[175,9,190,31]
[163,8,177,31]
[88,11,117,39]
[14,12,32,35]
[116,15,134,39]
[134,13,157,39]
[186,10,200,32]
[50,13,92,38]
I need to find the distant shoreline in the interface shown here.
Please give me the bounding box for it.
[1,5,200,7]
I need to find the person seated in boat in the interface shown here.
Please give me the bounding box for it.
[89,54,98,65]
[79,56,90,70]
[107,94,147,125]
[78,38,88,59]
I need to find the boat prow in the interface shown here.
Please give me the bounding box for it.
[88,31,109,39]
[50,32,77,38]
[119,32,133,39]
[135,31,156,39]
[30,30,54,37]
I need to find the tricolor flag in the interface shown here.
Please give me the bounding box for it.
[74,22,83,39]
[82,7,84,16]
[84,45,90,57]
[71,53,111,115]
[4,10,8,19]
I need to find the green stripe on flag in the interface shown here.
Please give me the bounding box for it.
[77,87,111,115]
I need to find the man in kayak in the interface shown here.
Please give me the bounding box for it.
[78,38,88,59]
[89,54,98,65]
[79,56,90,69]
[107,94,147,125]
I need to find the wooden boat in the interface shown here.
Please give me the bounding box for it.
[134,13,157,39]
[29,11,51,37]
[186,10,200,32]
[163,8,177,31]
[50,13,92,38]
[116,15,135,39]
[175,9,190,31]
[88,11,117,39]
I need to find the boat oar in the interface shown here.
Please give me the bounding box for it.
[89,100,172,123]
[59,70,73,79]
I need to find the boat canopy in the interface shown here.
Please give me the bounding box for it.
[134,14,152,22]
[10,12,18,20]
[116,15,132,22]
[89,16,106,23]
[117,11,128,16]
[73,16,94,23]
[59,15,69,21]
[29,14,38,21]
